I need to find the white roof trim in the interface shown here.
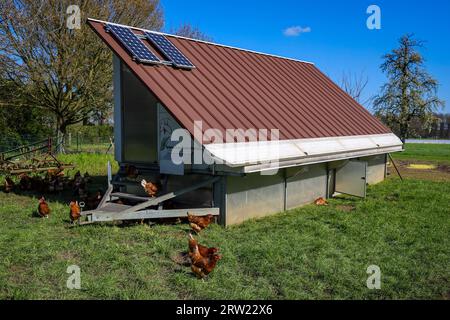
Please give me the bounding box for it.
[87,18,314,65]
[204,133,403,170]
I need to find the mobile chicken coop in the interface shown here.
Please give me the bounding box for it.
[83,18,403,226]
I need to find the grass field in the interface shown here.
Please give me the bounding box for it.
[57,153,119,176]
[65,143,114,154]
[0,144,449,299]
[389,143,450,181]
[392,143,450,164]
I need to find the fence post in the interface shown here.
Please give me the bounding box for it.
[48,137,52,154]
[107,161,112,188]
[76,132,80,153]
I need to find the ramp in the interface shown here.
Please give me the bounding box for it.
[79,175,220,225]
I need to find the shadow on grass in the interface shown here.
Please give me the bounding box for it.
[30,210,42,218]
[3,175,108,206]
[113,218,191,229]
[330,194,361,204]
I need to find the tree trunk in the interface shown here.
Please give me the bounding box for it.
[399,122,408,143]
[56,118,67,154]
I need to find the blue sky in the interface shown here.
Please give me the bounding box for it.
[161,0,450,113]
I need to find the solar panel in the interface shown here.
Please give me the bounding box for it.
[106,24,160,64]
[145,32,195,69]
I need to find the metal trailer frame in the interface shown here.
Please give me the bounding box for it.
[0,137,74,175]
[79,162,220,225]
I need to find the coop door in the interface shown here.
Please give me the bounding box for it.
[335,160,367,198]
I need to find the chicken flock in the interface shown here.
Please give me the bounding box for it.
[4,170,102,224]
[132,167,221,278]
[3,163,336,280]
[4,166,221,279]
[3,170,95,199]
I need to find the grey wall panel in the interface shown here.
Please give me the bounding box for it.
[361,155,386,184]
[226,173,284,225]
[121,64,158,164]
[285,164,327,210]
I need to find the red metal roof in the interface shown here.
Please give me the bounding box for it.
[88,19,391,143]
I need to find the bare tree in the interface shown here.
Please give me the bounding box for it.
[172,23,212,41]
[339,71,370,105]
[373,34,444,142]
[0,0,163,151]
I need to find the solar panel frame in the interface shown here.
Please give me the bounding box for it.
[144,32,195,69]
[106,24,161,65]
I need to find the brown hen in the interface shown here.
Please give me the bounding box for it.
[69,201,81,223]
[87,190,103,210]
[314,197,328,206]
[141,179,158,197]
[19,173,32,191]
[187,213,214,233]
[125,165,139,180]
[190,244,222,278]
[188,233,219,258]
[4,177,14,193]
[38,197,50,218]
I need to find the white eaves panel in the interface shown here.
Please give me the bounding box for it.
[204,133,403,167]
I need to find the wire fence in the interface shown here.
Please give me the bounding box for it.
[64,132,114,154]
[0,135,46,153]
[0,133,114,155]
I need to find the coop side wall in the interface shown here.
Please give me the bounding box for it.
[285,164,328,210]
[224,155,388,226]
[225,163,328,225]
[225,172,285,225]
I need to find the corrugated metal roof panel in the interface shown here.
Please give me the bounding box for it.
[88,19,393,143]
